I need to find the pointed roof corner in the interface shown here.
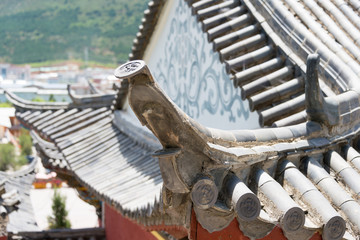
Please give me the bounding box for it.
[305,54,339,126]
[115,60,206,149]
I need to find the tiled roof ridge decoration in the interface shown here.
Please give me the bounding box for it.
[130,0,360,128]
[115,59,360,239]
[130,0,307,127]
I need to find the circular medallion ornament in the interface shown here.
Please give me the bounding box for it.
[323,216,346,240]
[114,60,146,79]
[191,178,218,209]
[282,207,305,232]
[236,193,261,221]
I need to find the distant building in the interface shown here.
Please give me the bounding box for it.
[0,82,70,103]
[30,63,79,75]
[0,64,30,81]
[0,108,20,148]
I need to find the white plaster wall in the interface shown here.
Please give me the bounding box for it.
[143,0,259,130]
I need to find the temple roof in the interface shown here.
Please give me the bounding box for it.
[7,0,360,239]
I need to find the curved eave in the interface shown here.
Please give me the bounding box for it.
[31,131,70,172]
[5,90,70,111]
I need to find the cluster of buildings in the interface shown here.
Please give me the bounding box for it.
[0,63,118,147]
[0,62,118,103]
[3,0,360,240]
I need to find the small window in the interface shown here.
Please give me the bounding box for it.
[1,68,6,78]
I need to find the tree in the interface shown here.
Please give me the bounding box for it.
[19,129,32,156]
[0,101,13,108]
[47,189,71,229]
[0,144,15,171]
[31,96,46,102]
[48,94,56,102]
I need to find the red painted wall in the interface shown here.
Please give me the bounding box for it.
[104,203,157,240]
[104,204,324,240]
[190,210,323,240]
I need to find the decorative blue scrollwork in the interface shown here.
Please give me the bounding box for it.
[151,0,256,128]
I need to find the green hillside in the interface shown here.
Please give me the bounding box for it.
[0,0,148,65]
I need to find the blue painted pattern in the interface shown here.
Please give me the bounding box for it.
[148,0,259,129]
